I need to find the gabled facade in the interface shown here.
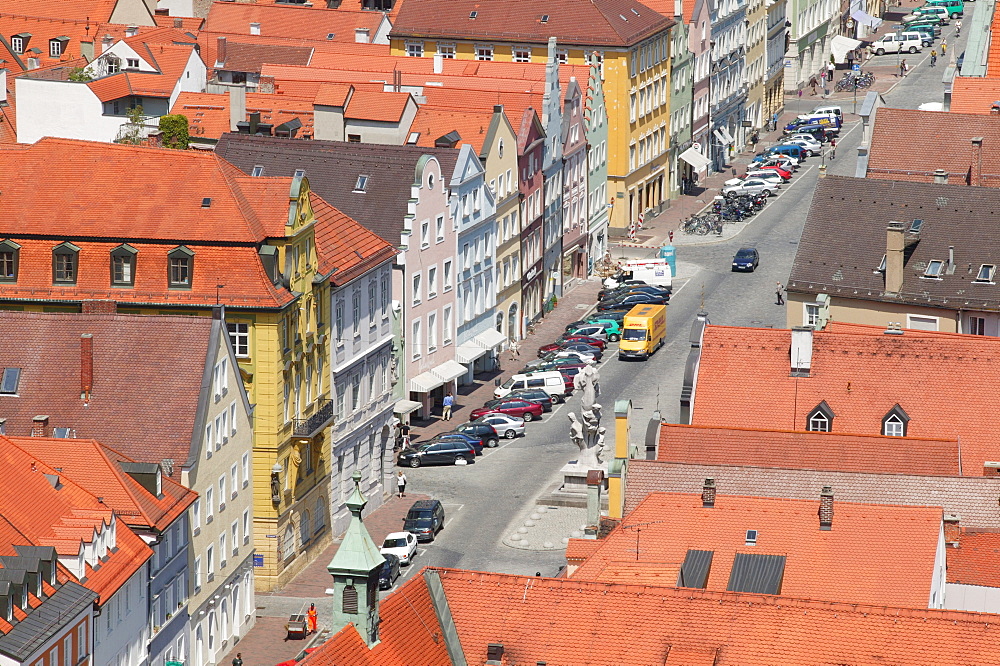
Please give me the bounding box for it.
[689,0,712,179]
[561,75,589,283]
[764,0,788,123]
[709,0,747,169]
[744,0,769,134]
[540,39,565,302]
[516,108,546,332]
[784,0,838,91]
[668,0,694,198]
[584,54,610,273]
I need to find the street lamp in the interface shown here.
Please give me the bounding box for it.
[895,26,904,76]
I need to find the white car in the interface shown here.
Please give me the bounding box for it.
[721,177,776,197]
[755,155,799,171]
[779,140,816,157]
[554,349,597,364]
[474,413,526,439]
[785,134,823,151]
[726,172,783,188]
[380,531,418,565]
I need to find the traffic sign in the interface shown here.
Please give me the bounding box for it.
[852,64,861,71]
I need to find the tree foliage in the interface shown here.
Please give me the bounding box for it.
[159,114,190,150]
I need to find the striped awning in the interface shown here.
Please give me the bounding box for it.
[393,399,423,415]
[409,370,444,394]
[431,359,468,383]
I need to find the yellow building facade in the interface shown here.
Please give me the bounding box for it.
[389,23,674,229]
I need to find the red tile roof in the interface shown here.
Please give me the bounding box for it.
[947,532,1000,587]
[570,492,941,607]
[344,89,410,122]
[310,192,397,285]
[0,437,152,604]
[411,106,499,152]
[7,437,196,532]
[692,323,1000,476]
[203,1,386,42]
[6,0,124,23]
[951,77,1000,115]
[390,0,674,47]
[173,91,316,140]
[217,40,314,72]
[314,82,353,106]
[250,0,408,20]
[0,310,214,468]
[657,423,962,475]
[867,107,1000,186]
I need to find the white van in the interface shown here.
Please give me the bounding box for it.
[620,258,672,289]
[872,32,923,55]
[810,105,843,119]
[494,371,569,401]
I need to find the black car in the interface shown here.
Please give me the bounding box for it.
[397,440,477,468]
[732,247,760,272]
[597,292,668,311]
[591,309,630,323]
[560,342,603,361]
[403,499,446,542]
[597,284,671,301]
[453,421,500,447]
[379,553,401,589]
[430,432,484,455]
[506,389,555,412]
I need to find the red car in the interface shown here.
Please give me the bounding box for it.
[469,398,544,422]
[753,165,792,180]
[560,334,607,350]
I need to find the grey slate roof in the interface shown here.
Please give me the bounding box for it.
[215,134,459,244]
[625,460,1000,528]
[788,175,1000,310]
[0,581,96,661]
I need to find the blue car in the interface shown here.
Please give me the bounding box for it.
[433,432,485,455]
[732,247,760,272]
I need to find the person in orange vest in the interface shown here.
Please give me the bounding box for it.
[307,603,318,634]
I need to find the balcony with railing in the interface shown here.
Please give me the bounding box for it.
[293,398,335,438]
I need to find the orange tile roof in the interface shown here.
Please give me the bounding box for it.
[173,91,316,140]
[198,30,384,71]
[947,532,1000,587]
[250,0,408,20]
[203,1,385,42]
[83,42,199,100]
[411,107,500,153]
[569,492,942,607]
[5,0,123,22]
[7,437,196,533]
[950,77,1000,115]
[692,323,1000,476]
[313,82,353,106]
[657,423,962,475]
[311,191,397,285]
[344,89,410,122]
[0,437,152,604]
[153,15,204,32]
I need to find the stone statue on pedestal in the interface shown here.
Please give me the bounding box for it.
[568,365,605,470]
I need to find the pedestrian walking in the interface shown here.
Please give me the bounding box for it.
[809,76,819,95]
[399,422,411,449]
[830,137,836,160]
[956,20,962,36]
[846,50,855,68]
[442,392,454,421]
[775,282,785,306]
[930,49,937,66]
[899,59,907,77]
[941,41,947,56]
[397,470,407,498]
[827,61,835,80]
[308,603,318,635]
[232,654,243,666]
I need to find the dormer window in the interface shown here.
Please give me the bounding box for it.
[975,264,995,283]
[105,55,120,74]
[923,260,944,279]
[126,58,139,69]
[168,246,194,289]
[52,242,80,285]
[110,244,137,287]
[10,34,29,55]
[354,175,369,192]
[882,404,909,437]
[49,37,69,58]
[0,240,20,282]
[806,401,834,432]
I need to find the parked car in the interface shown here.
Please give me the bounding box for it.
[574,320,623,342]
[380,531,418,565]
[558,365,586,387]
[589,309,631,323]
[559,334,607,350]
[722,178,776,197]
[597,292,669,311]
[747,167,790,181]
[433,432,484,455]
[727,172,784,188]
[597,284,671,301]
[754,164,793,179]
[469,398,544,422]
[554,348,600,364]
[473,413,526,439]
[452,421,500,448]
[912,5,950,22]
[505,388,555,412]
[522,356,590,372]
[379,553,401,589]
[752,152,800,169]
[732,247,760,272]
[402,499,446,542]
[397,439,477,467]
[783,136,822,152]
[563,325,610,343]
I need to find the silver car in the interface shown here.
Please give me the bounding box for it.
[721,177,776,197]
[474,413,526,439]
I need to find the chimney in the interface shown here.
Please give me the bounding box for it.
[101,34,113,54]
[81,299,116,314]
[125,25,138,37]
[0,69,6,104]
[249,111,260,135]
[933,169,948,185]
[79,41,94,62]
[701,478,716,508]
[216,36,227,65]
[818,486,833,530]
[971,137,983,186]
[992,101,1000,115]
[790,326,813,375]
[155,7,169,15]
[250,22,261,36]
[948,245,955,273]
[173,18,183,29]
[944,514,961,546]
[354,27,370,43]
[485,643,505,665]
[433,53,443,74]
[229,85,246,133]
[885,221,905,294]
[31,416,49,438]
[81,334,93,402]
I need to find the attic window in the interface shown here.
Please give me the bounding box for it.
[126,58,139,69]
[0,239,20,283]
[882,404,909,437]
[251,165,264,177]
[202,197,212,208]
[0,368,21,394]
[975,264,995,283]
[168,246,195,289]
[110,244,138,287]
[294,169,306,178]
[806,401,834,432]
[631,7,640,14]
[52,241,80,285]
[909,218,924,233]
[745,529,758,546]
[923,260,944,279]
[49,37,69,58]
[326,33,335,40]
[354,175,369,192]
[875,254,886,273]
[406,132,419,144]
[469,10,478,18]
[540,14,550,22]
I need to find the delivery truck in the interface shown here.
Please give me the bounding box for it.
[618,304,667,360]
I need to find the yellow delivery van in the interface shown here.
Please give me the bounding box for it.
[618,304,666,360]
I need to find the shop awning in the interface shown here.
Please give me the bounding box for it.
[431,359,468,383]
[455,342,488,364]
[409,370,444,394]
[393,399,423,415]
[475,328,507,351]
[850,9,882,28]
[679,146,712,172]
[831,35,864,63]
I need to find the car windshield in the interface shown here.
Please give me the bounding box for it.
[499,378,515,389]
[623,329,648,341]
[383,538,407,548]
[736,250,755,259]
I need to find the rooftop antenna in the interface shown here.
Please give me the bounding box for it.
[700,283,705,310]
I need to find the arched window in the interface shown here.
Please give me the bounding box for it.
[882,404,909,437]
[806,401,834,432]
[281,524,295,560]
[300,510,311,545]
[314,496,326,534]
[342,585,358,614]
